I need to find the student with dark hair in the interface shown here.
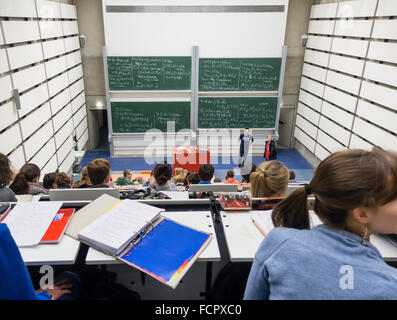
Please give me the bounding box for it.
[198,164,214,184]
[150,163,173,191]
[86,158,111,188]
[244,148,397,300]
[10,163,48,195]
[0,153,17,202]
[289,170,296,183]
[213,177,221,183]
[42,172,57,190]
[184,172,200,190]
[55,172,72,189]
[240,161,257,185]
[222,170,240,184]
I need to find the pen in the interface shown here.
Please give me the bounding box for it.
[252,218,266,237]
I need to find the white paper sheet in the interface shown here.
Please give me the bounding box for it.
[161,191,189,200]
[1,202,62,247]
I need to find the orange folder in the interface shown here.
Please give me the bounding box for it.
[40,208,75,244]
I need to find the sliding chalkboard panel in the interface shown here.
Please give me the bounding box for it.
[111,101,190,133]
[198,97,278,129]
[199,58,281,91]
[108,56,191,91]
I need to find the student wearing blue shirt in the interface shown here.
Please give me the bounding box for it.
[198,164,214,184]
[244,148,397,300]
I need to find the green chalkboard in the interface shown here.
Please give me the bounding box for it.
[199,58,281,92]
[198,97,278,129]
[107,56,191,91]
[111,101,191,133]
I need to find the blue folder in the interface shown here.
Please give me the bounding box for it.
[119,218,211,288]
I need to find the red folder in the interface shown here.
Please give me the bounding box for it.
[40,208,75,243]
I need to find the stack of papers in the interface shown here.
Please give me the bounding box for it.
[78,200,164,256]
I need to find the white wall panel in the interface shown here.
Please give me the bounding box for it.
[73,105,87,128]
[62,21,79,36]
[328,54,364,77]
[54,118,73,148]
[323,86,357,113]
[7,43,43,70]
[12,64,47,93]
[306,35,332,52]
[308,20,335,36]
[67,64,83,84]
[298,89,323,112]
[8,145,25,171]
[314,143,331,161]
[367,41,397,64]
[60,3,77,19]
[39,20,63,39]
[45,55,68,79]
[325,70,361,95]
[48,72,69,98]
[69,78,85,99]
[36,0,61,19]
[294,126,315,152]
[65,51,82,69]
[360,80,397,111]
[0,101,18,132]
[310,3,338,18]
[77,129,89,151]
[30,137,56,170]
[53,104,72,133]
[2,21,40,44]
[300,77,324,98]
[376,0,397,16]
[336,0,377,18]
[334,20,373,38]
[297,102,320,126]
[317,130,346,153]
[0,75,13,103]
[372,20,397,40]
[364,61,397,88]
[331,38,368,58]
[40,156,58,178]
[302,63,327,83]
[76,117,88,139]
[42,39,65,59]
[349,134,373,150]
[319,115,350,146]
[20,102,51,140]
[0,49,9,74]
[304,50,329,68]
[353,118,397,151]
[24,121,53,160]
[321,101,354,130]
[18,83,49,117]
[295,114,318,138]
[57,136,73,165]
[356,99,397,134]
[50,88,71,115]
[0,27,3,45]
[59,149,75,173]
[0,124,22,155]
[0,0,37,18]
[64,36,80,53]
[71,92,85,114]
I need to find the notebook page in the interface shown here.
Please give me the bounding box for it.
[252,210,274,235]
[1,202,62,246]
[78,200,163,254]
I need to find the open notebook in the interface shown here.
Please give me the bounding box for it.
[67,194,212,288]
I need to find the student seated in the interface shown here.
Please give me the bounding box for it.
[198,164,214,184]
[184,172,200,190]
[55,172,72,189]
[289,170,296,183]
[10,163,49,195]
[0,153,17,202]
[250,161,289,198]
[42,172,57,189]
[115,169,136,186]
[240,161,257,189]
[223,170,240,184]
[173,168,188,185]
[150,163,174,191]
[73,167,91,188]
[85,158,111,188]
[213,177,222,183]
[244,148,397,300]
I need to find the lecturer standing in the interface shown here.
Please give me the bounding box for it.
[264,135,277,160]
[238,128,254,168]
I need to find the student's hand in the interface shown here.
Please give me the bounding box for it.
[41,279,72,300]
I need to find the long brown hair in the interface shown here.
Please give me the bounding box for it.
[272,148,397,230]
[0,153,13,188]
[9,163,41,195]
[250,161,289,197]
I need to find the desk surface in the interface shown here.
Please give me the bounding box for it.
[221,210,397,262]
[20,235,81,266]
[85,211,221,265]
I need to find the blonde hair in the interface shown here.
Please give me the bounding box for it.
[250,161,289,198]
[174,167,188,184]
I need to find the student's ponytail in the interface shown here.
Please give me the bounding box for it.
[272,186,311,229]
[9,172,29,195]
